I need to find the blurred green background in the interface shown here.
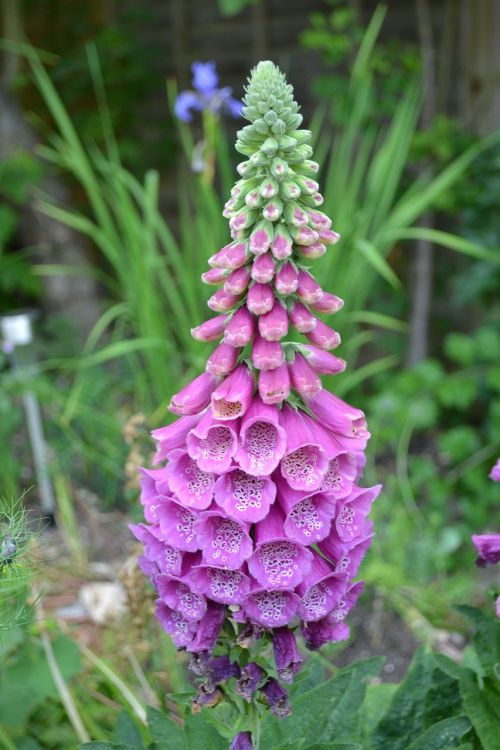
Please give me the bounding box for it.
[0,1,499,747]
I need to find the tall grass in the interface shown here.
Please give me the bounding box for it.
[312,6,500,391]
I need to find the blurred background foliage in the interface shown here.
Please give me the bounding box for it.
[1,0,500,747]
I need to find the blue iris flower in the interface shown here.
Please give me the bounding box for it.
[175,61,242,122]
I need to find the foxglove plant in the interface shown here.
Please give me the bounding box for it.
[133,61,381,748]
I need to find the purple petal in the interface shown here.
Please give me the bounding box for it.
[192,61,218,94]
[242,588,300,627]
[165,450,215,509]
[214,467,276,524]
[155,600,197,647]
[157,574,207,622]
[158,499,199,552]
[190,565,251,604]
[174,90,202,122]
[195,511,253,569]
[186,411,239,473]
[235,396,287,476]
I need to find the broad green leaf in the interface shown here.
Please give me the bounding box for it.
[403,716,471,750]
[114,712,143,748]
[0,635,81,729]
[459,669,500,750]
[361,682,398,736]
[372,649,462,750]
[184,713,226,750]
[146,706,186,749]
[261,657,383,748]
[455,606,500,675]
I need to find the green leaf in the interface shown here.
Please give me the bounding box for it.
[79,744,137,750]
[114,712,143,748]
[361,683,398,735]
[372,649,462,750]
[146,706,186,749]
[303,745,365,750]
[455,606,500,674]
[260,657,383,748]
[184,713,226,750]
[356,238,402,288]
[403,716,471,750]
[459,669,500,750]
[0,635,81,729]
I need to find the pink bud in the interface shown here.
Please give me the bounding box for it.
[288,301,317,333]
[251,333,284,371]
[284,203,309,227]
[247,283,274,315]
[251,252,275,284]
[296,242,326,260]
[297,270,324,304]
[318,229,340,245]
[209,241,248,270]
[259,178,278,199]
[258,363,291,405]
[263,200,283,221]
[306,319,341,349]
[169,372,219,415]
[206,342,240,376]
[288,353,322,395]
[311,192,324,206]
[290,225,319,246]
[310,293,344,314]
[245,190,262,209]
[191,315,228,342]
[224,307,255,347]
[250,221,273,255]
[275,262,299,295]
[211,364,255,420]
[259,300,289,341]
[207,288,241,312]
[271,226,293,260]
[308,211,332,230]
[298,345,346,375]
[202,267,231,285]
[224,266,251,295]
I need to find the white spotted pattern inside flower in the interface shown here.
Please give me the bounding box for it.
[282,446,320,486]
[289,498,323,538]
[336,553,350,572]
[258,541,299,585]
[213,399,242,419]
[199,426,234,464]
[209,568,242,599]
[176,508,196,544]
[164,545,182,571]
[170,609,190,639]
[184,458,213,497]
[211,518,244,563]
[322,458,348,495]
[232,470,264,511]
[337,505,355,535]
[330,599,347,622]
[244,421,278,472]
[254,590,287,621]
[176,583,204,617]
[302,581,333,619]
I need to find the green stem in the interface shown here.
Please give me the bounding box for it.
[249,701,261,750]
